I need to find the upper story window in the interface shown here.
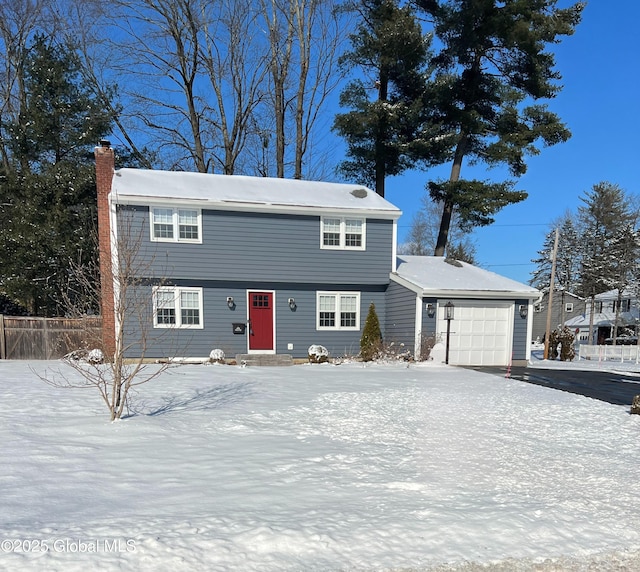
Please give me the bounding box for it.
[153,286,203,329]
[613,299,631,312]
[316,291,360,331]
[150,207,202,243]
[565,303,574,313]
[321,217,365,250]
[594,301,603,313]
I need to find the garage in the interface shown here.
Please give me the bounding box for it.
[437,300,514,366]
[387,256,540,366]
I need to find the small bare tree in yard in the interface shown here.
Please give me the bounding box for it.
[42,215,175,421]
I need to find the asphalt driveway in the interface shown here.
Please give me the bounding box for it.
[465,365,640,406]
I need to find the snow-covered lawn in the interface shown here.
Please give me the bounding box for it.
[1,358,639,571]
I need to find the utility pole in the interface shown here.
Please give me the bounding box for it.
[543,228,559,360]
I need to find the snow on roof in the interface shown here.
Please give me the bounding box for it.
[110,168,401,217]
[393,256,540,299]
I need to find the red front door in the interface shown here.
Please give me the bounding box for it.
[248,291,274,352]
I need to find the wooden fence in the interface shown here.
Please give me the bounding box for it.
[0,315,102,360]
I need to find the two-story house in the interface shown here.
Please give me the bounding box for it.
[530,289,585,343]
[95,142,539,365]
[565,288,640,345]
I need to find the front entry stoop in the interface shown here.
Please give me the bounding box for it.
[235,354,294,366]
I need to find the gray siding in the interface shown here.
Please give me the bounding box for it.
[512,299,530,361]
[119,205,394,286]
[421,297,438,344]
[123,283,386,360]
[531,291,584,342]
[384,281,416,354]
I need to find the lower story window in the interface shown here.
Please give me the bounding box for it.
[316,291,360,331]
[153,286,203,329]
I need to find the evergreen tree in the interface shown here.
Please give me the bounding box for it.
[415,0,584,255]
[333,0,439,197]
[0,36,113,315]
[360,302,382,361]
[530,211,581,293]
[577,182,634,299]
[402,198,477,263]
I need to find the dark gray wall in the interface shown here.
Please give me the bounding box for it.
[123,283,386,360]
[531,291,584,342]
[120,205,394,286]
[384,281,417,354]
[512,299,530,361]
[420,297,438,346]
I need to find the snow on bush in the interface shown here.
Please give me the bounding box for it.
[209,349,226,364]
[87,349,105,364]
[63,348,104,365]
[308,344,329,363]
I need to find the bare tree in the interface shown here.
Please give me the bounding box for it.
[199,0,270,174]
[41,215,175,421]
[260,0,347,179]
[401,197,477,263]
[0,0,50,170]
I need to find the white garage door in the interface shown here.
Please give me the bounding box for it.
[438,300,514,366]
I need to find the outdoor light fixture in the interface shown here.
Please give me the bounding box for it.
[426,303,436,318]
[288,297,296,310]
[444,301,454,365]
[519,304,528,319]
[227,296,235,309]
[445,301,455,321]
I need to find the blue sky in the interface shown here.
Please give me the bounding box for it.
[384,1,640,285]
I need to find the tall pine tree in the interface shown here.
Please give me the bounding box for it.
[415,0,584,255]
[333,0,440,197]
[0,35,113,315]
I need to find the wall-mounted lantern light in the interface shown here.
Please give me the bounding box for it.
[288,297,296,310]
[519,304,528,319]
[227,296,235,309]
[426,303,436,318]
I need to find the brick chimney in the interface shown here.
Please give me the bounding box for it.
[95,140,116,358]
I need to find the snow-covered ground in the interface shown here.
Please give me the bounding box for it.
[1,356,639,571]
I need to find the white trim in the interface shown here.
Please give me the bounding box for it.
[316,291,361,331]
[414,294,422,360]
[525,301,533,362]
[389,273,540,300]
[247,290,276,354]
[150,206,202,244]
[391,220,398,273]
[152,286,204,329]
[114,194,401,220]
[320,216,366,250]
[109,194,121,358]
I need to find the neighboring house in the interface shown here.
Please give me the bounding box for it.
[565,288,640,345]
[530,289,585,343]
[95,142,539,366]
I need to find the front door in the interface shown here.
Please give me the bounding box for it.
[248,291,275,352]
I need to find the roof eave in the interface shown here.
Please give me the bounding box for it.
[110,192,402,219]
[390,273,540,300]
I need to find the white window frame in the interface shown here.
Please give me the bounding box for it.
[565,302,574,313]
[152,286,204,329]
[316,291,361,331]
[150,206,202,244]
[320,217,366,250]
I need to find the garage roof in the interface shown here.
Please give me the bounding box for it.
[392,256,540,300]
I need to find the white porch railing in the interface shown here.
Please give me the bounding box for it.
[578,344,640,363]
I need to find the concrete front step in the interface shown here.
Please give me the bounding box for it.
[235,353,294,367]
